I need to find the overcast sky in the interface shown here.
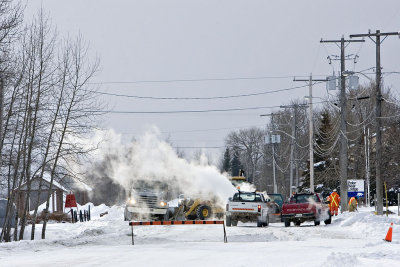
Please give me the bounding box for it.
[25,0,400,162]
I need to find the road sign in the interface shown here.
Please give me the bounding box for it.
[65,194,78,208]
[347,179,365,198]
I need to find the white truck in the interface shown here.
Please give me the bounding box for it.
[225,191,269,227]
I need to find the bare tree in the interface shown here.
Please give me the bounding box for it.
[225,127,264,187]
[41,34,99,239]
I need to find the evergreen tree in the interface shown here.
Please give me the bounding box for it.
[314,110,338,190]
[222,147,231,174]
[315,110,333,164]
[231,149,243,177]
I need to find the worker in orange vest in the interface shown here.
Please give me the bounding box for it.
[326,189,341,216]
[348,196,358,212]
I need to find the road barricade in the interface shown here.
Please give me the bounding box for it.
[129,220,227,245]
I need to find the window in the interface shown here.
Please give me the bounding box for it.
[295,194,320,203]
[232,193,262,202]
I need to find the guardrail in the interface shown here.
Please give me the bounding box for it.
[129,220,227,245]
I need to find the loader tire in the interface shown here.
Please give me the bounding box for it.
[197,205,212,220]
[226,215,232,227]
[232,220,238,226]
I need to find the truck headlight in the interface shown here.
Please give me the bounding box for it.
[160,201,167,207]
[128,198,136,205]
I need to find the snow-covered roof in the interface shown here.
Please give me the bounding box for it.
[19,175,68,192]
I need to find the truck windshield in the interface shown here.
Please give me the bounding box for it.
[132,180,167,191]
[233,193,262,202]
[293,194,320,203]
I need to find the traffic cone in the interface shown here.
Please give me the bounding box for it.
[384,222,393,242]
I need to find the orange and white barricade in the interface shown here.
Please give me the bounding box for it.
[129,220,227,245]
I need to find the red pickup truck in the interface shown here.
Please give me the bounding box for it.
[281,193,331,227]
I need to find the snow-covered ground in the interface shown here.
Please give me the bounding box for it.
[1,204,400,267]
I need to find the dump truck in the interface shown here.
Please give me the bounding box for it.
[124,180,171,221]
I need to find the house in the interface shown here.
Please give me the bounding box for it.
[16,176,67,216]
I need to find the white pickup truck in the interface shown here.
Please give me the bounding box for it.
[225,191,269,227]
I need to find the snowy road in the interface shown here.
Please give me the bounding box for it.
[1,205,400,266]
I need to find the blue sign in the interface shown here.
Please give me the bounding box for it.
[348,191,364,198]
[347,179,365,198]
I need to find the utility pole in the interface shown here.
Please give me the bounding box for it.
[280,104,307,194]
[260,113,279,193]
[320,36,364,212]
[294,74,326,192]
[364,126,370,206]
[350,30,400,215]
[0,78,3,177]
[272,140,277,193]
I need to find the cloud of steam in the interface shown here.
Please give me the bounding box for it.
[74,126,237,206]
[307,195,330,222]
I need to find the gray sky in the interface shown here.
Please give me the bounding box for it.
[25,0,400,162]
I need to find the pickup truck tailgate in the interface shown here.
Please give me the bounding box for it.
[229,202,260,213]
[283,203,313,214]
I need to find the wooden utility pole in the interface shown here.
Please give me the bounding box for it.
[280,103,307,193]
[260,113,281,194]
[294,74,326,192]
[0,78,3,174]
[320,36,364,212]
[350,30,400,215]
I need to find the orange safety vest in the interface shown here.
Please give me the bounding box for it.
[348,197,356,205]
[328,192,340,208]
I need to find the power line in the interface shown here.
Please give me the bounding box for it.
[173,146,225,149]
[160,124,266,134]
[88,75,328,85]
[87,83,313,100]
[94,100,331,114]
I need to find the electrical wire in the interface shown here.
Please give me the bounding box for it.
[86,84,311,100]
[120,123,267,135]
[88,74,328,85]
[94,101,335,114]
[314,134,340,157]
[346,111,374,127]
[173,146,224,149]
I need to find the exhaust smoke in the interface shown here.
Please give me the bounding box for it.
[76,127,237,207]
